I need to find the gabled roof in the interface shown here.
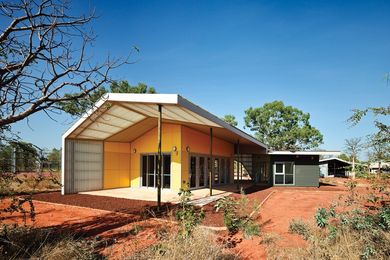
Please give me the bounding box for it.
[63,93,267,149]
[319,157,352,164]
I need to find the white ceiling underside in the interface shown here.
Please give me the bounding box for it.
[64,93,267,149]
[67,102,221,140]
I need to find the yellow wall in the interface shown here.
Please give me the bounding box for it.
[130,123,182,190]
[103,124,235,190]
[103,142,131,189]
[181,126,235,187]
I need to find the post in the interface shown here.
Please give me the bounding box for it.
[11,147,16,174]
[236,140,240,189]
[157,105,162,210]
[209,128,213,196]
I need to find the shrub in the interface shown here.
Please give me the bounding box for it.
[288,219,311,240]
[269,177,390,260]
[215,192,260,238]
[175,188,204,238]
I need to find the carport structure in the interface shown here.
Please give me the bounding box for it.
[62,94,267,199]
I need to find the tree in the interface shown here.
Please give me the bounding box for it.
[348,73,389,144]
[0,0,129,133]
[221,114,238,127]
[244,101,323,150]
[338,153,351,162]
[344,137,363,178]
[46,148,61,171]
[367,133,390,174]
[60,81,156,116]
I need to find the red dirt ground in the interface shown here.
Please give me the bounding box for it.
[230,189,348,259]
[1,182,360,259]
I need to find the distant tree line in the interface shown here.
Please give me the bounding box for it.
[0,142,61,173]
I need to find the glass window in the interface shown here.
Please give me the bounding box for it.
[190,156,196,188]
[285,174,294,184]
[142,155,147,186]
[199,157,205,187]
[214,158,219,184]
[163,155,171,188]
[275,175,284,184]
[226,159,230,184]
[220,159,225,184]
[285,162,293,175]
[275,163,283,173]
[274,162,294,185]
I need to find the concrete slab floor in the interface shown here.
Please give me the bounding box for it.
[79,184,252,204]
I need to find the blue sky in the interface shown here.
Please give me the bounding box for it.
[12,0,390,157]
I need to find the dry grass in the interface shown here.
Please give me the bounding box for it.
[0,225,99,259]
[268,226,390,260]
[128,228,239,260]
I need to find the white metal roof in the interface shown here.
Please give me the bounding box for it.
[63,93,267,149]
[268,151,341,156]
[319,157,352,164]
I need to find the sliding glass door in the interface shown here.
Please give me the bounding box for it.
[190,154,230,189]
[141,154,171,188]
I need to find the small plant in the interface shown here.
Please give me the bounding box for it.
[215,192,260,238]
[377,207,390,231]
[288,219,311,240]
[175,187,204,238]
[315,208,329,228]
[315,205,336,228]
[215,196,240,234]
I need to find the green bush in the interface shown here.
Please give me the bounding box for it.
[215,192,260,238]
[175,188,204,238]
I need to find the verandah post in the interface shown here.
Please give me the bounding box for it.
[157,104,162,210]
[236,139,240,190]
[209,127,213,196]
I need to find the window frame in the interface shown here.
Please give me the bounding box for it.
[140,153,171,189]
[273,161,295,185]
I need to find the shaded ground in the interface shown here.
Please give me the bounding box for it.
[33,192,173,216]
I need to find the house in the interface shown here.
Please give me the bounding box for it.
[369,162,390,174]
[61,94,338,195]
[319,157,352,177]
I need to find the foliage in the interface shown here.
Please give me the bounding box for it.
[367,133,390,173]
[215,192,260,238]
[61,81,156,116]
[0,225,100,259]
[338,153,351,162]
[348,74,389,145]
[221,114,238,127]
[175,188,204,238]
[129,228,239,260]
[244,101,323,150]
[0,0,129,131]
[0,141,40,173]
[288,219,311,240]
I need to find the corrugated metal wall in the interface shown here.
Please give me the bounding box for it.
[64,139,103,193]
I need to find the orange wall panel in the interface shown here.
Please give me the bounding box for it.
[103,142,131,189]
[181,126,234,187]
[130,123,182,189]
